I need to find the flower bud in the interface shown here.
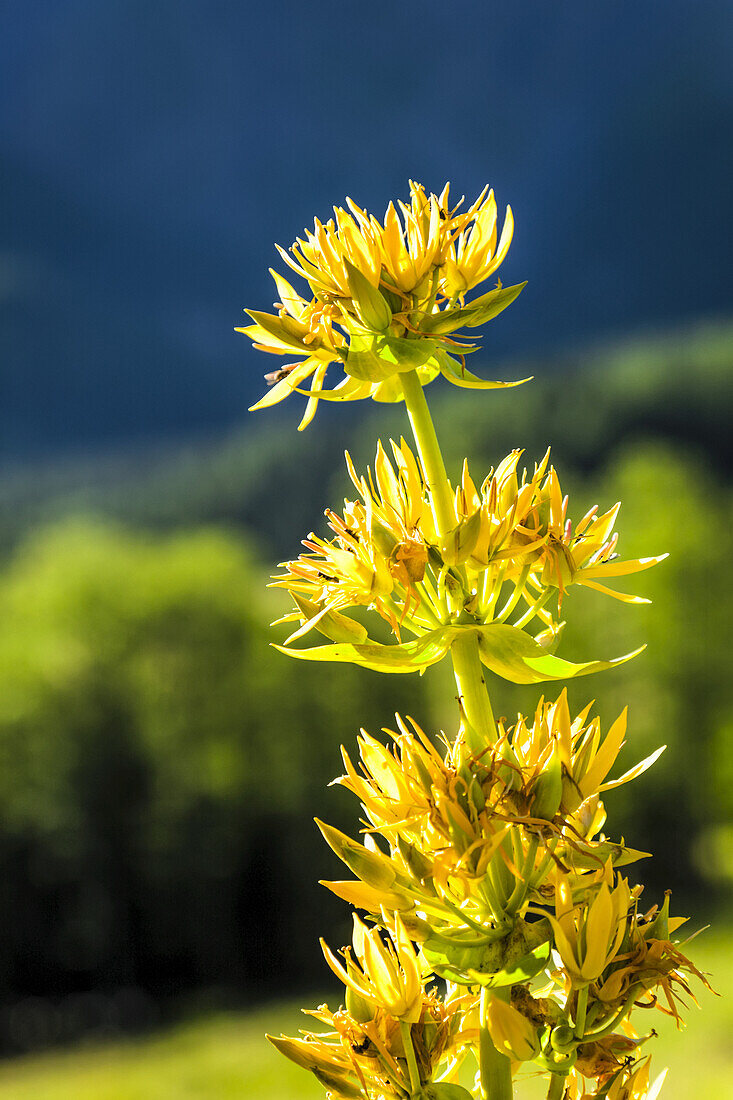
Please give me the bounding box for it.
[316,820,396,890]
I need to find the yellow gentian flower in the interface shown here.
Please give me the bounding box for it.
[321,914,424,1024]
[549,873,631,986]
[241,181,528,428]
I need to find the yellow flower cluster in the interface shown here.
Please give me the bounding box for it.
[254,182,706,1100]
[320,700,658,935]
[300,707,704,1098]
[270,914,471,1099]
[272,441,664,682]
[239,182,528,428]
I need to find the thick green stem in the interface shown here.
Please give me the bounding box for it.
[399,1021,422,1094]
[506,833,539,916]
[479,987,513,1100]
[399,369,497,749]
[574,985,589,1039]
[546,1072,566,1100]
[451,629,497,748]
[399,369,456,538]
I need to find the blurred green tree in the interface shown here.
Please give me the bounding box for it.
[0,520,422,1006]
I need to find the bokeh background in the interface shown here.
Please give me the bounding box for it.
[0,2,731,1096]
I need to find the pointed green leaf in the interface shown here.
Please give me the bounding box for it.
[420,282,527,334]
[289,594,369,644]
[438,352,533,391]
[461,281,528,327]
[467,940,551,988]
[425,1084,475,1100]
[272,628,453,673]
[564,841,651,872]
[293,375,373,403]
[475,624,644,685]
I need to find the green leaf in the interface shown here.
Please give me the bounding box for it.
[423,1084,475,1100]
[289,594,369,644]
[241,309,309,352]
[419,282,526,334]
[293,375,373,403]
[438,352,533,391]
[422,935,507,985]
[475,624,645,685]
[461,282,527,327]
[467,939,551,988]
[275,621,643,682]
[564,840,651,872]
[272,628,453,673]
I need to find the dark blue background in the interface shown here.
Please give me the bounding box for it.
[2,0,731,457]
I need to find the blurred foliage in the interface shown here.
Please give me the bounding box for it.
[0,322,730,1032]
[0,521,422,1021]
[1,321,731,556]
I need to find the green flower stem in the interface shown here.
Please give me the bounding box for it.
[506,833,539,916]
[584,992,636,1040]
[546,1072,566,1100]
[479,987,513,1100]
[399,1021,422,1094]
[495,564,532,623]
[399,369,497,748]
[450,630,497,748]
[482,561,508,620]
[399,369,456,538]
[574,985,589,1039]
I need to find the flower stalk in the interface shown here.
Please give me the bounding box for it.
[399,367,456,538]
[245,181,706,1100]
[480,987,514,1100]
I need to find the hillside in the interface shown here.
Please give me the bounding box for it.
[1,320,730,557]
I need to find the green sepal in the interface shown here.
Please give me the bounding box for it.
[342,258,393,331]
[344,330,440,382]
[346,985,375,1024]
[644,892,671,941]
[312,1067,364,1098]
[440,509,482,566]
[397,837,434,884]
[460,281,528,327]
[530,741,563,820]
